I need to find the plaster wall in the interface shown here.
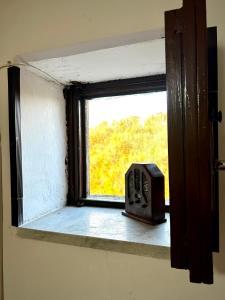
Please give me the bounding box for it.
[20,69,67,223]
[1,0,225,299]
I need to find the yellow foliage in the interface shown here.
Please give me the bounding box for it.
[89,113,169,200]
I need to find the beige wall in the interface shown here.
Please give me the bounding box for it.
[1,0,225,299]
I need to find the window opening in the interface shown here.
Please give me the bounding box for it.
[87,91,169,202]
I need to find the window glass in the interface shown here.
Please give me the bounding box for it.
[87,91,169,200]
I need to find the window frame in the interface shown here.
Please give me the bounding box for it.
[64,74,169,211]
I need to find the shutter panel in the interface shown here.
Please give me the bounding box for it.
[165,0,216,284]
[8,67,23,226]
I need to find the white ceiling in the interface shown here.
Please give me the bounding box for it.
[29,38,165,84]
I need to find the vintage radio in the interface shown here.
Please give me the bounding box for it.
[122,163,166,225]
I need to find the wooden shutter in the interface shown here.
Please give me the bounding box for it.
[165,0,218,284]
[8,66,23,226]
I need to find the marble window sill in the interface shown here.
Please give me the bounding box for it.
[17,206,170,259]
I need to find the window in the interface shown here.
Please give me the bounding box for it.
[64,74,168,209]
[7,0,219,285]
[88,92,168,200]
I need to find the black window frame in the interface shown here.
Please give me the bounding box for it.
[64,74,169,210]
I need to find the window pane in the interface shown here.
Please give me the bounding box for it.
[88,92,169,200]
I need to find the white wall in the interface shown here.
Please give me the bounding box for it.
[1,0,225,299]
[20,69,67,223]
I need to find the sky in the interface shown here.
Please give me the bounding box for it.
[88,91,167,128]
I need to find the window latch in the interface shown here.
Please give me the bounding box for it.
[215,160,225,171]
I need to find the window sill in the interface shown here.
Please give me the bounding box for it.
[17,207,170,259]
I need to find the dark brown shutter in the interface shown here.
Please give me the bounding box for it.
[8,67,23,226]
[165,0,216,284]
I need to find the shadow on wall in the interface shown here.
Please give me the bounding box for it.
[213,45,225,275]
[0,136,3,300]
